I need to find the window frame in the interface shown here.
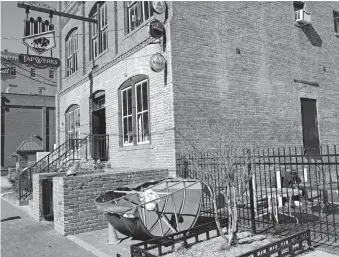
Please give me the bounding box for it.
[89,2,108,61]
[49,69,54,79]
[65,105,80,141]
[30,68,36,78]
[126,1,154,33]
[119,76,150,147]
[65,28,78,77]
[10,66,16,76]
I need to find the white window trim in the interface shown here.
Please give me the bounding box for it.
[135,79,149,144]
[66,29,78,77]
[127,1,154,33]
[90,3,108,60]
[121,87,134,146]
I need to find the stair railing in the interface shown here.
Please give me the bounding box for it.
[18,137,89,200]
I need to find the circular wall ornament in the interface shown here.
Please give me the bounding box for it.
[150,53,166,72]
[148,20,165,39]
[152,1,167,14]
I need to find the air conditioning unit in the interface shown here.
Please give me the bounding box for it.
[295,10,311,24]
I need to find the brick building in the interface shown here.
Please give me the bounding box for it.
[1,50,57,168]
[56,1,339,176]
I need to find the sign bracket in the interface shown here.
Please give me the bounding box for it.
[17,2,98,24]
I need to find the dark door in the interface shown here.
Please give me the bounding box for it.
[92,108,107,160]
[300,98,320,155]
[42,179,53,221]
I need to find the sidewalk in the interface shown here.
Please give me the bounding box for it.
[68,228,143,257]
[301,249,339,257]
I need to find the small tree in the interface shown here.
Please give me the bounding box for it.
[184,147,257,249]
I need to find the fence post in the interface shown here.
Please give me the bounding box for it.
[184,159,188,178]
[248,150,257,234]
[19,173,22,200]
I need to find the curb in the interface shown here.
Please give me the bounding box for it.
[67,235,111,257]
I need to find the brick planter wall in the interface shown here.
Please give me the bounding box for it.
[53,169,169,236]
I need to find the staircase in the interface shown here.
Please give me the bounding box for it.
[18,135,109,200]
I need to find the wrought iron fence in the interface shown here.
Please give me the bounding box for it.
[177,145,339,246]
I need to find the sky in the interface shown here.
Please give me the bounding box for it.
[1,1,58,54]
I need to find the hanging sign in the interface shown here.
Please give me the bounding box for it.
[19,54,60,69]
[20,1,55,10]
[150,53,166,72]
[152,1,166,14]
[148,20,165,39]
[22,30,56,55]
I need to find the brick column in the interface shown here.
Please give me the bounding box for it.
[53,177,65,234]
[32,174,42,221]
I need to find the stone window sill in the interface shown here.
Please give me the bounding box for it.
[118,144,153,152]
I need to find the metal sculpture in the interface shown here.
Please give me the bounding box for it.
[95,178,203,241]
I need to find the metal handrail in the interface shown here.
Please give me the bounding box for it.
[18,134,110,200]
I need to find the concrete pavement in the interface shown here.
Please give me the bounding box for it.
[1,199,96,257]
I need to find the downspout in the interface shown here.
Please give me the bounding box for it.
[56,1,62,147]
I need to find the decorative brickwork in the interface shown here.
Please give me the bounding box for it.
[52,169,168,236]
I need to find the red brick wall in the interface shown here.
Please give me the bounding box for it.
[170,2,339,154]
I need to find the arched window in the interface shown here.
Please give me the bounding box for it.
[119,75,150,146]
[65,105,80,141]
[65,28,78,76]
[89,2,108,60]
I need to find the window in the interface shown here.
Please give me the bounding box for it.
[38,87,47,95]
[10,66,16,76]
[66,105,80,141]
[120,76,149,146]
[31,68,36,77]
[334,11,339,35]
[293,1,305,12]
[49,70,54,79]
[65,29,78,77]
[90,2,108,60]
[127,1,154,33]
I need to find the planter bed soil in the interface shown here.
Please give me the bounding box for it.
[131,219,311,257]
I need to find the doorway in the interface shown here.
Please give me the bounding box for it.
[42,179,53,221]
[92,91,107,160]
[300,98,320,155]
